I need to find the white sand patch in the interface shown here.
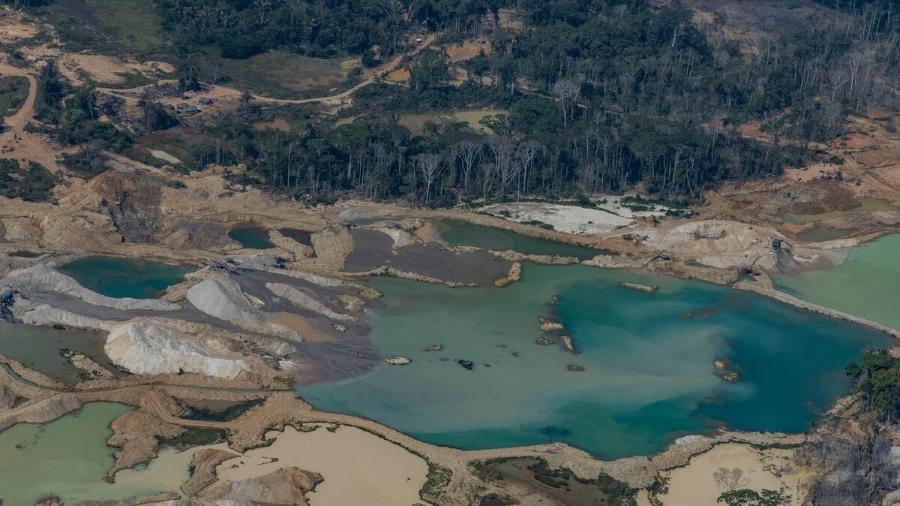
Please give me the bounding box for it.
[592,195,671,219]
[148,149,182,165]
[216,424,429,506]
[656,443,814,506]
[375,226,416,248]
[186,275,261,322]
[105,320,249,378]
[480,202,633,234]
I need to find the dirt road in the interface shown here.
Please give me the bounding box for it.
[0,62,62,170]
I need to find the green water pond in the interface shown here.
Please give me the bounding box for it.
[300,264,891,459]
[228,225,275,249]
[775,233,900,331]
[0,322,117,384]
[57,256,191,299]
[436,218,601,260]
[0,402,193,505]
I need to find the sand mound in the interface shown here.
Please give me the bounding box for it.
[2,264,179,311]
[186,275,261,322]
[17,304,113,331]
[643,220,786,271]
[105,321,249,379]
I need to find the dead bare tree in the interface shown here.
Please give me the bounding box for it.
[551,78,580,128]
[713,467,745,492]
[415,153,443,206]
[450,140,482,195]
[487,137,517,198]
[515,140,543,196]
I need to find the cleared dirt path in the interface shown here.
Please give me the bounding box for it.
[98,35,437,108]
[252,34,437,106]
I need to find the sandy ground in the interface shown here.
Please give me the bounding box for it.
[0,9,39,43]
[215,424,430,506]
[60,54,172,85]
[0,61,64,171]
[114,442,233,492]
[652,443,815,506]
[148,149,182,164]
[480,202,633,234]
[445,40,492,62]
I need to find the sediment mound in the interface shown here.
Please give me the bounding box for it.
[17,304,113,331]
[266,282,355,322]
[198,467,322,505]
[105,320,250,378]
[186,275,261,322]
[2,264,179,311]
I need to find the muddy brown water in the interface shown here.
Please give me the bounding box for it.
[279,227,314,246]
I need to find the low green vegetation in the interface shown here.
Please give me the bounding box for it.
[0,159,56,202]
[183,50,355,100]
[596,473,638,506]
[41,0,168,54]
[0,76,29,117]
[160,0,896,207]
[160,427,228,448]
[846,350,900,422]
[718,489,789,506]
[33,62,133,152]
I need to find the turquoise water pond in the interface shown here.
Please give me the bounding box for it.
[775,234,900,331]
[58,256,190,299]
[299,264,891,459]
[436,219,601,260]
[228,225,275,249]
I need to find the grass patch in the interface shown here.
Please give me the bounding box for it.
[398,109,507,136]
[180,399,264,422]
[0,76,29,118]
[43,0,169,54]
[160,427,228,449]
[131,126,215,170]
[188,49,356,99]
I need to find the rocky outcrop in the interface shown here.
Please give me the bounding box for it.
[2,264,179,311]
[182,448,239,496]
[348,266,477,288]
[77,492,181,506]
[64,350,114,380]
[267,282,356,322]
[197,467,323,505]
[186,275,261,322]
[105,320,250,379]
[106,404,185,480]
[490,250,580,265]
[494,262,522,288]
[620,282,658,293]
